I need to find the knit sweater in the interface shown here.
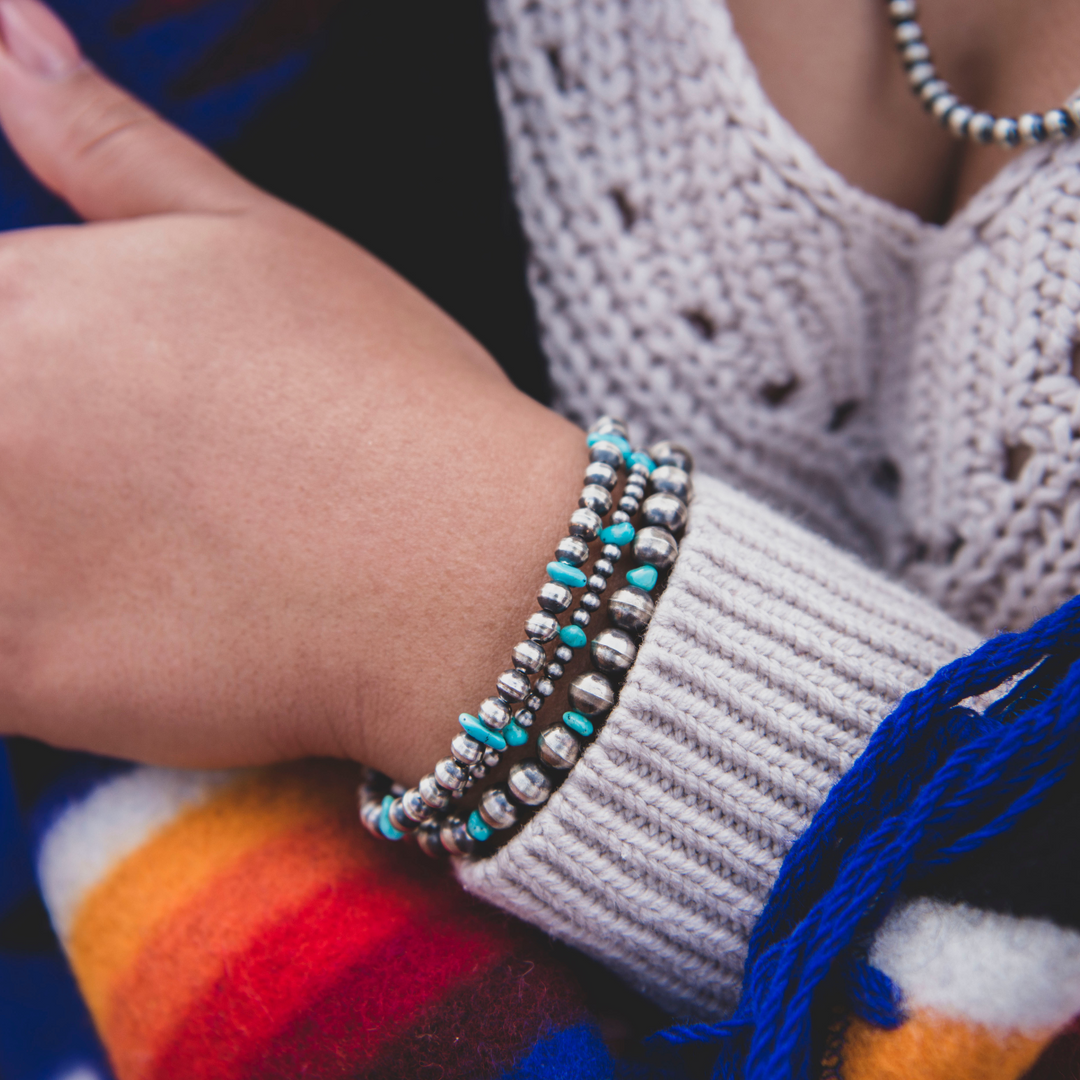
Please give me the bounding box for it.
[458,0,1080,1017]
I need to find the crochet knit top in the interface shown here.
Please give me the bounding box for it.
[458,0,1080,1018]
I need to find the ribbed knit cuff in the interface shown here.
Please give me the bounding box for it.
[456,475,981,1019]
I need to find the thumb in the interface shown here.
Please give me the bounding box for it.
[0,0,262,220]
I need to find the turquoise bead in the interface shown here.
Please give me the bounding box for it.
[467,809,492,842]
[628,451,655,474]
[627,564,659,591]
[503,719,529,747]
[600,521,636,546]
[563,711,595,737]
[547,561,588,588]
[379,794,404,841]
[588,430,632,457]
[459,712,508,752]
[560,624,588,648]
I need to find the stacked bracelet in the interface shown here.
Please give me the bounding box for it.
[358,417,693,858]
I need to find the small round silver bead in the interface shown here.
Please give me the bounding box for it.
[567,671,616,718]
[554,644,574,664]
[608,586,656,636]
[554,536,590,567]
[1068,98,1080,128]
[497,668,532,701]
[992,116,1020,147]
[419,773,452,810]
[580,592,602,612]
[648,440,694,473]
[589,440,624,468]
[515,707,536,728]
[440,816,476,857]
[568,507,603,541]
[968,112,995,143]
[525,692,544,712]
[624,480,646,499]
[1018,112,1047,145]
[642,492,688,533]
[1044,108,1074,139]
[589,414,629,438]
[947,103,975,138]
[930,92,959,123]
[470,763,487,780]
[434,757,469,793]
[888,0,916,20]
[359,799,384,838]
[483,748,502,768]
[479,787,519,829]
[535,677,556,697]
[918,79,948,106]
[900,40,930,65]
[610,510,631,524]
[538,725,582,770]
[451,732,484,766]
[601,543,622,562]
[591,627,638,675]
[479,696,511,730]
[572,609,591,628]
[593,558,615,578]
[545,660,564,680]
[893,19,921,45]
[584,461,618,489]
[388,797,415,834]
[508,760,554,807]
[906,61,935,89]
[416,821,446,858]
[579,484,614,515]
[538,581,573,613]
[525,611,560,642]
[650,465,693,502]
[587,574,608,593]
[618,496,640,515]
[633,526,678,570]
[512,639,547,674]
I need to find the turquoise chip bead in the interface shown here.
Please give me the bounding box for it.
[467,809,492,842]
[547,561,588,588]
[503,719,529,747]
[626,564,659,591]
[459,712,508,752]
[379,794,404,841]
[588,430,632,457]
[563,711,595,737]
[600,521,636,546]
[560,624,588,648]
[628,451,655,474]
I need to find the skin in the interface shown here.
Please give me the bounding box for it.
[1,0,1079,782]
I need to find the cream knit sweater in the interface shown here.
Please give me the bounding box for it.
[459,0,1080,1018]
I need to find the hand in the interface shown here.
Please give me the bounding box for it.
[0,0,587,781]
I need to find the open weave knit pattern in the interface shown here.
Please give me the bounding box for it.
[485,0,1080,635]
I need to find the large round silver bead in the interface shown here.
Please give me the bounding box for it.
[512,639,547,674]
[567,671,616,718]
[650,464,693,502]
[440,815,476,856]
[387,797,415,834]
[508,760,554,806]
[584,461,618,489]
[633,526,678,570]
[591,627,638,675]
[642,492,688,533]
[359,798,383,838]
[589,414,629,439]
[416,821,445,858]
[451,732,484,766]
[496,668,531,702]
[525,610,559,642]
[479,787,520,830]
[609,586,656,636]
[579,484,613,515]
[419,773,452,810]
[478,696,511,730]
[555,536,589,567]
[401,787,435,824]
[648,440,694,473]
[538,725,582,770]
[538,581,573,613]
[434,757,469,793]
[568,507,602,541]
[589,440,624,468]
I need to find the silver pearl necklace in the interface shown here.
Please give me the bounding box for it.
[889,0,1080,147]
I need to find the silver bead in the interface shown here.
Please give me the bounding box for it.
[508,760,554,807]
[1044,108,1075,139]
[888,0,916,20]
[648,440,694,473]
[968,112,995,143]
[601,543,622,562]
[610,510,630,525]
[918,79,949,106]
[568,507,602,541]
[470,763,487,780]
[388,797,415,834]
[401,787,435,824]
[608,586,656,636]
[629,461,651,479]
[497,668,532,701]
[591,627,638,675]
[642,492,688,532]
[930,93,958,123]
[514,707,536,728]
[359,798,384,838]
[580,592,602,612]
[1018,112,1047,145]
[554,644,574,664]
[589,440,624,468]
[440,816,476,857]
[555,536,590,567]
[1068,98,1080,128]
[538,581,573,613]
[483,748,502,767]
[893,19,921,45]
[479,787,519,829]
[947,104,975,138]
[992,116,1019,147]
[525,692,544,712]
[589,414,629,439]
[650,465,693,502]
[538,725,582,770]
[416,821,446,858]
[546,660,564,680]
[451,732,485,766]
[572,609,591,628]
[512,639,547,674]
[634,525,678,569]
[900,40,930,65]
[624,480,646,499]
[584,461,618,489]
[618,496,640,515]
[593,558,615,578]
[906,61,935,89]
[419,773,452,810]
[479,696,511,730]
[525,611,559,642]
[567,671,616,718]
[535,677,556,697]
[579,484,614,515]
[434,757,469,793]
[587,574,608,593]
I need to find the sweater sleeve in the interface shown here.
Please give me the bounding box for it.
[455,473,981,1020]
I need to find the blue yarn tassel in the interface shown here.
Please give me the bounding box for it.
[653,595,1080,1080]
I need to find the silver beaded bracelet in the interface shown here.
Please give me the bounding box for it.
[358,417,693,858]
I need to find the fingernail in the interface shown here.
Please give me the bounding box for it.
[0,0,81,79]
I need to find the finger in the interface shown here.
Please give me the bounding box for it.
[0,0,262,220]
